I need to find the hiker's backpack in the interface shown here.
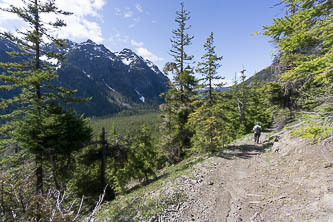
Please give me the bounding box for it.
[254,126,261,134]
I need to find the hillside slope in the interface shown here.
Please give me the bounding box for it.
[95,123,333,221]
[245,66,278,84]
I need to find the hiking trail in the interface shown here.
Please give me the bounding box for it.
[153,130,333,222]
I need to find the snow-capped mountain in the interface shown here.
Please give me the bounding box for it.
[0,39,169,116]
[116,48,143,66]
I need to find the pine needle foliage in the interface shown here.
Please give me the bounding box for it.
[189,93,233,153]
[127,125,157,183]
[263,0,332,144]
[160,2,197,163]
[0,2,92,220]
[196,32,224,103]
[263,0,333,110]
[189,32,229,153]
[230,78,273,135]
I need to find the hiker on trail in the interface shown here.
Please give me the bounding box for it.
[253,122,262,144]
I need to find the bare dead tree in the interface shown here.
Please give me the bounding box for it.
[87,185,108,222]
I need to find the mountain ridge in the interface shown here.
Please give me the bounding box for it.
[0,39,170,116]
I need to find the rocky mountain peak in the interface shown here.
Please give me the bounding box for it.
[82,39,97,45]
[0,38,169,116]
[115,48,143,66]
[120,48,134,54]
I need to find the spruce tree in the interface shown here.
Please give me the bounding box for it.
[0,0,81,196]
[160,1,196,163]
[76,127,120,201]
[196,32,223,103]
[14,103,92,191]
[165,1,195,98]
[189,32,228,153]
[128,125,157,183]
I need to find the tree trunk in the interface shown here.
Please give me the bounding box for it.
[144,172,149,185]
[48,149,61,191]
[33,0,44,196]
[237,97,243,124]
[35,154,43,194]
[209,78,212,104]
[100,128,107,189]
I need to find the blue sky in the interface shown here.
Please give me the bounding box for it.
[0,0,285,84]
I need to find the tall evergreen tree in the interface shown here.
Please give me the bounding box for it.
[14,103,92,192]
[189,32,228,153]
[196,32,223,103]
[188,93,233,153]
[0,0,81,195]
[127,125,157,183]
[160,2,196,163]
[165,1,195,99]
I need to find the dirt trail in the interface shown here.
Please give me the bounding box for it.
[155,131,333,222]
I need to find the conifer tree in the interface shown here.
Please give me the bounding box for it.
[263,0,332,110]
[164,1,195,99]
[263,0,332,143]
[189,32,229,153]
[0,0,81,195]
[230,70,273,135]
[76,127,121,201]
[14,103,92,191]
[128,125,157,183]
[160,2,196,163]
[196,32,223,104]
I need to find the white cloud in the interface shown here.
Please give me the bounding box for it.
[129,39,164,63]
[55,0,105,17]
[136,4,143,13]
[92,0,105,9]
[0,0,106,43]
[124,9,133,18]
[0,0,25,30]
[61,18,103,43]
[136,47,164,63]
[0,26,7,33]
[131,40,144,47]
